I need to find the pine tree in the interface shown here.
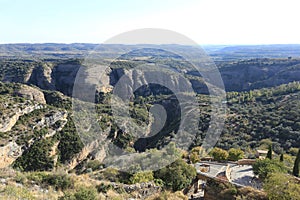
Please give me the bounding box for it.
[293,149,300,177]
[280,154,284,162]
[267,145,272,160]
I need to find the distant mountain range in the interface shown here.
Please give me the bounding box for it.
[2,43,300,60]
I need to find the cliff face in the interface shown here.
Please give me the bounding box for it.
[2,58,300,98]
[0,102,43,132]
[0,82,75,170]
[0,142,22,168]
[1,55,300,173]
[27,62,80,96]
[14,84,46,104]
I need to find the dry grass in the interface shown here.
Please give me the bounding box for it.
[146,191,188,200]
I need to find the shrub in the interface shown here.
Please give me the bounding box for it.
[210,148,229,162]
[44,174,74,190]
[74,187,98,200]
[27,172,74,191]
[253,159,287,180]
[130,171,154,184]
[59,187,98,200]
[189,152,200,164]
[264,173,300,200]
[96,183,114,193]
[86,160,104,171]
[3,185,35,200]
[97,168,131,183]
[228,148,244,161]
[154,159,196,191]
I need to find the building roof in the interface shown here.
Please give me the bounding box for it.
[256,150,268,154]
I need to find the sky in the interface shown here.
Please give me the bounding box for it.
[1,0,300,45]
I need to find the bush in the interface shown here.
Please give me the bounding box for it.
[154,178,164,187]
[96,183,114,193]
[228,148,244,161]
[130,171,154,184]
[86,160,104,171]
[59,187,98,200]
[252,159,287,180]
[27,172,74,191]
[154,159,196,191]
[189,152,200,164]
[97,167,131,183]
[74,187,98,200]
[44,174,74,190]
[210,148,229,162]
[264,173,300,200]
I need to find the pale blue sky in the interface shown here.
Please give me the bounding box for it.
[1,0,300,44]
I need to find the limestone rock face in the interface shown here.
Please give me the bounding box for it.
[68,140,102,170]
[0,103,43,132]
[0,142,22,168]
[15,84,46,104]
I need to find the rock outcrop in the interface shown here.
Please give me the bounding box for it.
[15,84,46,104]
[0,103,43,132]
[0,142,22,168]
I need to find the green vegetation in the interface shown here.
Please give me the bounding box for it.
[266,145,272,160]
[43,90,72,110]
[204,179,267,200]
[210,147,229,162]
[216,82,300,152]
[280,153,284,162]
[1,47,300,199]
[1,185,36,200]
[13,138,55,171]
[59,186,98,200]
[292,148,300,177]
[263,173,300,200]
[95,167,131,184]
[228,148,244,161]
[252,159,287,180]
[0,60,35,82]
[57,118,84,163]
[189,151,200,164]
[154,159,196,191]
[130,171,154,184]
[27,172,74,190]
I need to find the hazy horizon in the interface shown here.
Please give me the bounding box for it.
[2,43,300,46]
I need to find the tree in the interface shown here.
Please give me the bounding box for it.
[264,173,300,200]
[253,159,287,180]
[190,151,200,164]
[292,148,300,177]
[191,146,205,157]
[266,145,272,160]
[154,159,196,191]
[210,148,228,162]
[228,148,244,161]
[280,154,284,162]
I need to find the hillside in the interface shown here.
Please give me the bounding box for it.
[0,44,300,199]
